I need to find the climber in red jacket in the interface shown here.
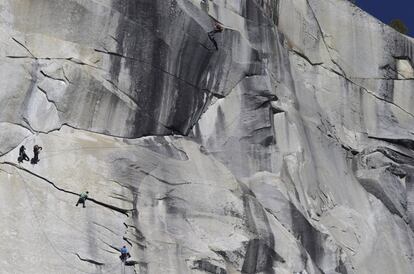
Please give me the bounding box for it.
[208,21,224,51]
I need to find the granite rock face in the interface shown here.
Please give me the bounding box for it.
[0,0,414,273]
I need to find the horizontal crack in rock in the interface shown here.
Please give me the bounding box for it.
[8,38,101,69]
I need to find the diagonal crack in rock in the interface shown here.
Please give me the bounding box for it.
[139,170,192,186]
[95,49,206,92]
[40,70,67,84]
[75,253,105,266]
[1,161,132,216]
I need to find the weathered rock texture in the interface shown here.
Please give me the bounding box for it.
[0,0,414,273]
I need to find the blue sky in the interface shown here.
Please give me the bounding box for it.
[356,1,413,36]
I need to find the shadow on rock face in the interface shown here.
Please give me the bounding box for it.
[290,205,326,267]
[241,190,283,274]
[193,259,226,274]
[242,238,284,274]
[355,146,413,221]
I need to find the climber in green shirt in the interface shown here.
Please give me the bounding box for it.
[76,191,89,208]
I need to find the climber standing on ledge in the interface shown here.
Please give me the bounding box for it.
[18,145,30,163]
[30,144,42,164]
[208,21,224,51]
[76,191,89,208]
[120,245,131,263]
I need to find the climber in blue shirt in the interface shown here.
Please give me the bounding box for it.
[120,245,131,262]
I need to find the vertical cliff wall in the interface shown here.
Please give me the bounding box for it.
[1,0,414,273]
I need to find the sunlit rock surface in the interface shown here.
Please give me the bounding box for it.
[1,0,414,273]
